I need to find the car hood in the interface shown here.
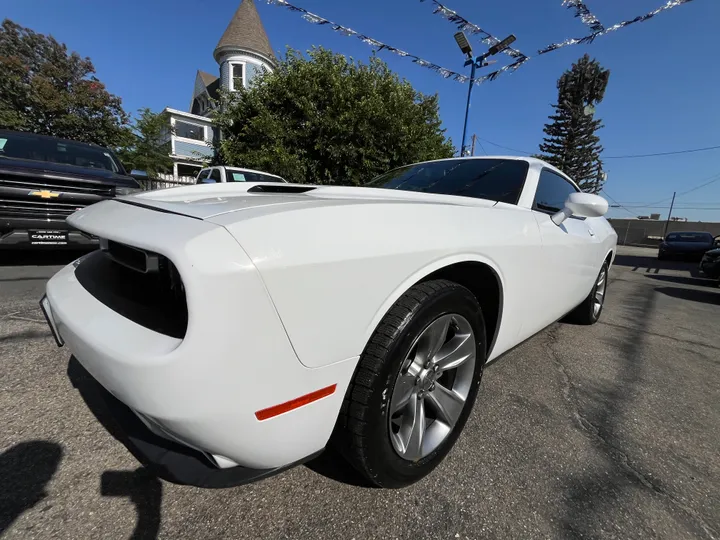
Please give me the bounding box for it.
[124,182,502,220]
[0,156,138,187]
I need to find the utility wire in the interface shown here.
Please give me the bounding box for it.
[478,138,720,160]
[478,138,532,155]
[600,189,637,217]
[477,138,489,156]
[605,144,720,159]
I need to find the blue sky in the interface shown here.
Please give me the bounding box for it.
[4,0,719,221]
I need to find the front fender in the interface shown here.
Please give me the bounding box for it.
[215,201,541,369]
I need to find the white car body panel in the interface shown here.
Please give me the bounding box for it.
[44,156,617,472]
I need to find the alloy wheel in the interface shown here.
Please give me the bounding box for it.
[388,313,477,461]
[593,267,607,317]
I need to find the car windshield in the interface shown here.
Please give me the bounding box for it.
[363,158,529,204]
[226,169,284,183]
[0,131,122,173]
[666,232,713,242]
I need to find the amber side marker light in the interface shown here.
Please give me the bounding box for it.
[255,384,337,421]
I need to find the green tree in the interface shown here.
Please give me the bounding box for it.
[538,54,610,193]
[0,19,129,147]
[212,46,454,185]
[116,108,173,177]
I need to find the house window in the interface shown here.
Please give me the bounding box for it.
[175,121,205,141]
[231,63,244,90]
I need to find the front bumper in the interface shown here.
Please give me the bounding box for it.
[0,222,98,249]
[43,200,357,472]
[660,251,706,260]
[699,257,720,279]
[67,358,322,488]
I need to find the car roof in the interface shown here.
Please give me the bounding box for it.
[0,128,107,150]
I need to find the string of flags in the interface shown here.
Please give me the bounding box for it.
[267,0,696,86]
[538,0,694,55]
[418,0,526,60]
[266,0,527,86]
[562,0,604,34]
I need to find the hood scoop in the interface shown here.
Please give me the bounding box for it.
[247,184,316,194]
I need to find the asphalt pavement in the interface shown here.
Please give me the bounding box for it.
[1,246,718,539]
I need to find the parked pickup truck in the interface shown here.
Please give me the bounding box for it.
[0,129,142,249]
[195,165,287,184]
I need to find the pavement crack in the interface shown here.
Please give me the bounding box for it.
[545,326,719,540]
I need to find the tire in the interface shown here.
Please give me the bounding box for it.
[332,279,486,489]
[564,261,609,325]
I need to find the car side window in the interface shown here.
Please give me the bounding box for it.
[210,168,222,182]
[533,169,579,214]
[196,169,210,184]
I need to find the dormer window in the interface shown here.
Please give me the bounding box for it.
[230,63,244,91]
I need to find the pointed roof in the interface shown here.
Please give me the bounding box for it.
[198,70,219,86]
[214,0,275,63]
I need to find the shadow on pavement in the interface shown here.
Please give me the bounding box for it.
[612,253,700,277]
[101,469,163,540]
[655,286,720,306]
[644,274,717,287]
[0,441,63,535]
[67,357,164,539]
[0,249,92,267]
[304,445,374,488]
[558,286,658,538]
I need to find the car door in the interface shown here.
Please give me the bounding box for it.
[529,168,600,328]
[195,169,211,184]
[209,168,222,183]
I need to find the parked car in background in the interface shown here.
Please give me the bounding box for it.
[0,129,142,249]
[196,166,286,184]
[657,231,717,261]
[42,156,616,490]
[699,248,720,281]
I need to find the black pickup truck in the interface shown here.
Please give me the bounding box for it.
[0,129,142,249]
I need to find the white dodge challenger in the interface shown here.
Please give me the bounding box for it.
[41,156,617,489]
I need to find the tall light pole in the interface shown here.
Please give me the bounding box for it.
[663,191,677,237]
[455,32,516,157]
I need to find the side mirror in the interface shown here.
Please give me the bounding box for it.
[129,169,149,180]
[552,192,609,226]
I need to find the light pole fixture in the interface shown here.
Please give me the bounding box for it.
[454,31,473,58]
[456,33,517,157]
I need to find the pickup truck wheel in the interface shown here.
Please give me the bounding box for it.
[332,279,486,489]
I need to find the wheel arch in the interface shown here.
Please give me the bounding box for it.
[364,255,505,360]
[605,249,615,267]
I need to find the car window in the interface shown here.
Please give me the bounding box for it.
[226,170,285,183]
[0,131,122,173]
[666,232,713,243]
[210,169,222,182]
[363,158,529,204]
[246,172,284,183]
[533,169,579,214]
[196,169,211,184]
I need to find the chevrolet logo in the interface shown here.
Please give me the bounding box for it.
[29,190,61,199]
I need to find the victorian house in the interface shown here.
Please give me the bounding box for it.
[162,0,276,181]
